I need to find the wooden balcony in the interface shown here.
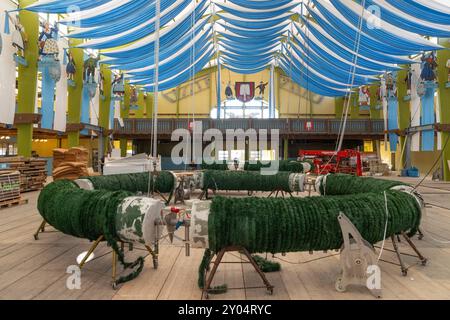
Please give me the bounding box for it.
[113,118,385,140]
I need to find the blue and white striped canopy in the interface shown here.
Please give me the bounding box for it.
[23,0,450,97]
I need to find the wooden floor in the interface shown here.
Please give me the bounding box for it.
[0,176,450,300]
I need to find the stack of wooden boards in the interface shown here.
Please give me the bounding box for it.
[0,171,21,206]
[0,157,48,192]
[53,148,90,181]
[368,159,390,176]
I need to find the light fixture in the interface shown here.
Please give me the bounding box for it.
[0,136,4,140]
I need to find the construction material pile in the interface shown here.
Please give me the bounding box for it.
[0,171,21,203]
[0,157,47,192]
[53,148,89,181]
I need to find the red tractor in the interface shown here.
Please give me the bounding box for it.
[298,149,363,177]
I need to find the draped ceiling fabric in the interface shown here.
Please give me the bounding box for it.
[22,0,449,97]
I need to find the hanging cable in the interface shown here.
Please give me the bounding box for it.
[336,0,367,152]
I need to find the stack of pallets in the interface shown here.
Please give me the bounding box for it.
[0,157,48,192]
[0,171,28,209]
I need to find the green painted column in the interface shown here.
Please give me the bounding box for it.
[99,64,112,152]
[123,81,131,118]
[120,139,128,157]
[119,81,131,157]
[67,39,84,148]
[284,138,289,160]
[17,0,39,157]
[369,85,382,120]
[350,92,360,119]
[99,65,112,129]
[335,97,344,119]
[397,68,410,170]
[133,91,145,118]
[146,93,154,119]
[437,39,450,181]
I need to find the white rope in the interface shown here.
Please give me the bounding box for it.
[377,191,390,263]
[152,0,161,159]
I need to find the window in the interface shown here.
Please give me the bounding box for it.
[210,99,279,119]
[249,151,261,161]
[218,151,228,161]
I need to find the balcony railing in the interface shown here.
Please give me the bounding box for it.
[113,118,385,137]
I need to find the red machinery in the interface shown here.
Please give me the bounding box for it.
[298,149,363,176]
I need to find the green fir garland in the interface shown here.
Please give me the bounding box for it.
[207,192,421,254]
[320,174,407,196]
[203,170,293,192]
[202,160,308,173]
[83,171,176,194]
[38,180,146,285]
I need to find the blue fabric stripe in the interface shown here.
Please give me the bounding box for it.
[421,82,436,152]
[40,67,55,130]
[26,0,111,14]
[388,97,399,152]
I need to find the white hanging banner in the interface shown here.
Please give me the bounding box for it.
[380,77,388,151]
[54,39,68,132]
[436,89,442,151]
[114,99,124,127]
[410,64,421,152]
[90,80,100,126]
[0,6,17,125]
[33,80,39,128]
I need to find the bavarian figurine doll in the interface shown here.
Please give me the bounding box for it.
[446,58,450,83]
[66,52,76,81]
[404,68,413,96]
[256,81,269,99]
[225,82,233,100]
[38,21,59,60]
[420,52,438,82]
[9,14,27,57]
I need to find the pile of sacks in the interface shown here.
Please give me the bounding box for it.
[53,148,90,181]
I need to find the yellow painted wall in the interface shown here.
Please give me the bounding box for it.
[149,67,336,119]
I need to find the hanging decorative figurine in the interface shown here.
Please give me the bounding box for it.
[375,84,382,110]
[112,73,125,100]
[130,85,139,108]
[256,81,268,100]
[225,81,233,100]
[404,67,412,102]
[8,14,28,66]
[65,51,76,87]
[446,58,450,88]
[83,53,100,98]
[358,86,371,110]
[420,52,438,83]
[38,21,59,61]
[385,73,397,99]
[83,53,100,84]
[38,21,61,82]
[99,71,105,100]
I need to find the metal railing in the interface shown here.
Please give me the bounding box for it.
[113,118,385,137]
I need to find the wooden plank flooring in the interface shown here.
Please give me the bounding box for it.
[0,177,449,300]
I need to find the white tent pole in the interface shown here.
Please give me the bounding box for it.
[152,0,161,158]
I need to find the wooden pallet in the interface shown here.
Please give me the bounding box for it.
[0,197,29,210]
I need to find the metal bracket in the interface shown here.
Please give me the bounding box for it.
[336,213,382,298]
